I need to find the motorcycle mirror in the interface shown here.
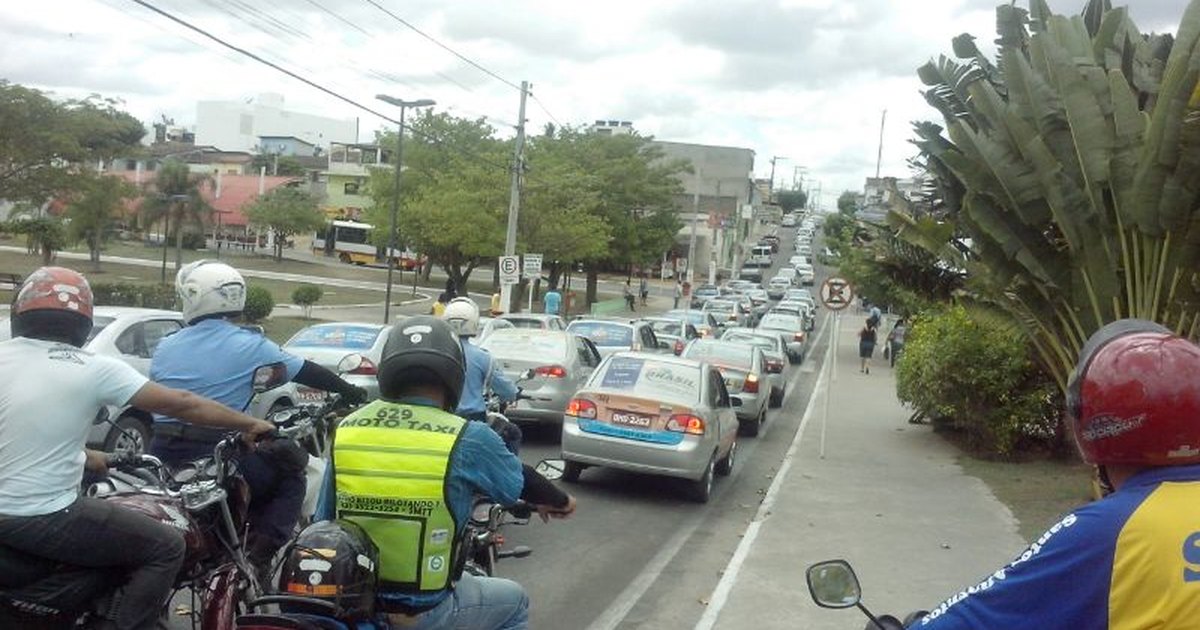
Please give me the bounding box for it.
[252,362,289,393]
[337,353,366,375]
[806,560,862,609]
[520,368,536,381]
[534,458,566,481]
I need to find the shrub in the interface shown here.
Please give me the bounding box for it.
[180,231,206,250]
[895,305,1061,458]
[243,285,275,322]
[91,282,177,310]
[291,284,323,319]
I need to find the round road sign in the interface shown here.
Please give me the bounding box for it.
[820,277,855,311]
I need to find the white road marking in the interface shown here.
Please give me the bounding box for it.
[584,313,832,630]
[693,312,833,630]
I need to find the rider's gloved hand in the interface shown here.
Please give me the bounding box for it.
[341,384,369,406]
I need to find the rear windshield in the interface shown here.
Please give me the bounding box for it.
[723,332,776,351]
[704,301,735,312]
[646,320,683,336]
[566,322,633,347]
[594,356,701,406]
[682,341,753,370]
[481,331,567,360]
[760,315,802,329]
[753,247,771,255]
[695,285,719,295]
[505,317,544,329]
[666,311,708,326]
[286,325,383,350]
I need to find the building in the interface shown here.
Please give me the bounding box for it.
[862,176,926,222]
[195,93,358,153]
[319,142,392,221]
[589,120,635,136]
[256,135,319,158]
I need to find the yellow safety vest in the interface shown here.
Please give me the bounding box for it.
[332,400,465,594]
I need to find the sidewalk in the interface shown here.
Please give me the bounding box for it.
[701,314,1027,629]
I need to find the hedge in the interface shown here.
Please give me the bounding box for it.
[91,282,177,310]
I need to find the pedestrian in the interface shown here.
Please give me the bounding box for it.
[868,304,882,329]
[490,291,503,316]
[544,286,562,316]
[431,292,448,317]
[859,318,878,374]
[444,276,456,300]
[639,274,649,307]
[886,317,907,368]
[673,279,683,309]
[624,280,636,312]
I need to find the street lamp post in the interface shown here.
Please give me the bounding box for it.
[376,95,435,324]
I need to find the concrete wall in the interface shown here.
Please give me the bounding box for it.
[196,94,357,153]
[651,140,755,215]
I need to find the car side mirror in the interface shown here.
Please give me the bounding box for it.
[806,560,862,609]
[252,362,289,393]
[534,458,565,481]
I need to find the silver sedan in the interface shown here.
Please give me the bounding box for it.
[480,328,602,425]
[681,339,769,437]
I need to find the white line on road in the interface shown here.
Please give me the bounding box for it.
[693,311,833,630]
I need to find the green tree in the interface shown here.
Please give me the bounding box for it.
[292,283,323,318]
[2,215,66,265]
[836,190,858,215]
[139,159,212,273]
[245,186,324,261]
[775,189,808,213]
[66,174,137,269]
[243,285,275,322]
[367,113,509,294]
[0,81,144,204]
[250,153,306,177]
[893,0,1200,388]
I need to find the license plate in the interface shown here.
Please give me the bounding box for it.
[611,412,653,428]
[296,386,327,403]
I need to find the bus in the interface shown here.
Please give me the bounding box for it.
[313,220,424,270]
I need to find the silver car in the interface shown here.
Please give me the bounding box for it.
[280,322,392,402]
[638,316,700,356]
[560,352,740,502]
[681,340,769,436]
[703,299,752,329]
[480,328,602,425]
[566,319,668,358]
[758,312,809,364]
[475,316,516,345]
[719,329,788,408]
[500,313,567,331]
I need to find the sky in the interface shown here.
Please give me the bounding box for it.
[0,0,1185,210]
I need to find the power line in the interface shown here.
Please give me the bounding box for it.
[529,92,563,128]
[301,0,368,35]
[360,0,523,92]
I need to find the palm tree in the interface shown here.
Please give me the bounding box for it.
[890,0,1200,388]
[140,159,213,273]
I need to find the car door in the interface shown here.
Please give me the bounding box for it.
[708,367,736,451]
[114,318,183,375]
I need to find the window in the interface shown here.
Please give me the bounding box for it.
[142,320,182,356]
[115,324,141,356]
[575,337,597,368]
[344,181,360,195]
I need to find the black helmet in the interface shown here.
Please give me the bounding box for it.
[277,520,378,621]
[378,316,465,410]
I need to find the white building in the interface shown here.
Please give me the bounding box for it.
[195,93,358,153]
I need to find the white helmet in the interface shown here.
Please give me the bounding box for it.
[443,297,480,336]
[176,260,247,324]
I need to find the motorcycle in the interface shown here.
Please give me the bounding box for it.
[806,559,929,629]
[0,434,262,630]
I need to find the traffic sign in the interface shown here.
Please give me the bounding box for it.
[523,253,543,279]
[499,255,520,285]
[820,276,854,311]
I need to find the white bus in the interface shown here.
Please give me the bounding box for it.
[313,220,423,269]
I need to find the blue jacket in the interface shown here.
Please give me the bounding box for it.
[455,338,517,418]
[917,464,1200,629]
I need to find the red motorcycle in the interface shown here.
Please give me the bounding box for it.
[0,434,263,629]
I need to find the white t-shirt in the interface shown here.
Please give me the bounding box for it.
[0,337,148,516]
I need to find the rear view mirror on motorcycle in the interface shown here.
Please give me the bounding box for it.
[252,362,289,393]
[807,559,861,609]
[519,368,536,381]
[534,458,566,481]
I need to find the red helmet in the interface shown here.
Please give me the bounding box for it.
[10,267,94,346]
[1067,319,1200,466]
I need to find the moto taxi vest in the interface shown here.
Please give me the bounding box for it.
[332,400,465,594]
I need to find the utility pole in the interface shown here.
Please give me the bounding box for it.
[686,167,700,287]
[768,156,787,203]
[875,109,887,180]
[499,81,529,314]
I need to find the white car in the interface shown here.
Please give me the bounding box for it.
[775,267,799,284]
[766,277,792,300]
[279,322,393,403]
[794,264,816,286]
[781,215,797,227]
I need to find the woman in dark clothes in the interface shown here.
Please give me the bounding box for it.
[859,318,878,374]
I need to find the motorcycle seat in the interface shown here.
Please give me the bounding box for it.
[0,545,60,588]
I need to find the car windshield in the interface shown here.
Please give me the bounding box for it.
[286,324,383,350]
[86,315,117,344]
[593,356,700,406]
[666,310,709,326]
[705,301,735,312]
[481,331,568,360]
[683,340,754,370]
[566,322,634,347]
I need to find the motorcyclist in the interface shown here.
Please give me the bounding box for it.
[0,266,274,630]
[313,316,576,629]
[443,297,522,453]
[914,319,1200,629]
[148,260,368,574]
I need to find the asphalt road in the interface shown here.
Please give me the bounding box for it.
[163,221,831,629]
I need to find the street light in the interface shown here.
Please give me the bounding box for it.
[375,95,436,324]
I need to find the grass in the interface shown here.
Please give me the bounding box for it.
[258,316,317,345]
[955,453,1095,541]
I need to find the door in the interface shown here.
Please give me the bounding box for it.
[708,368,736,451]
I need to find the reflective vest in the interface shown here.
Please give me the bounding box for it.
[332,400,466,594]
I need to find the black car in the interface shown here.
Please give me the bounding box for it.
[759,234,781,253]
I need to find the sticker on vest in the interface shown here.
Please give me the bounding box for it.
[428,555,446,572]
[308,572,323,586]
[430,529,450,545]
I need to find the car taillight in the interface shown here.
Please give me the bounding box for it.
[674,339,684,355]
[348,357,377,375]
[793,331,806,342]
[727,314,737,321]
[744,373,760,393]
[535,365,567,378]
[566,398,597,419]
[666,414,705,435]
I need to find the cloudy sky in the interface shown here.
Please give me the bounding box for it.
[0,0,1185,208]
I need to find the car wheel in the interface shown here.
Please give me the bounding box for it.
[770,387,784,408]
[104,415,151,455]
[740,410,762,437]
[787,352,799,365]
[687,457,715,503]
[715,441,736,477]
[562,460,584,483]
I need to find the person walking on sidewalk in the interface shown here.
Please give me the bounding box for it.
[624,280,636,312]
[858,318,877,374]
[673,279,683,309]
[639,275,649,307]
[544,286,562,316]
[914,319,1200,629]
[886,317,907,368]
